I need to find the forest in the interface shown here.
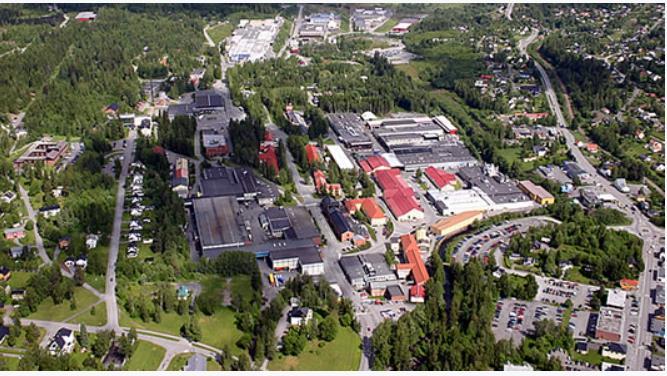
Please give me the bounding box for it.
[539,34,623,116]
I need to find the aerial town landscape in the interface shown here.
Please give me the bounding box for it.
[0,2,664,372]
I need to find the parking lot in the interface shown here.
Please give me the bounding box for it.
[535,277,600,309]
[492,298,591,344]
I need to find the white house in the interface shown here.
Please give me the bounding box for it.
[75,255,88,269]
[288,307,313,326]
[1,191,16,204]
[39,204,61,218]
[48,328,76,355]
[86,234,99,250]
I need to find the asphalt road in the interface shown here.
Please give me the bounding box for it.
[519,28,663,370]
[105,130,137,331]
[18,184,50,265]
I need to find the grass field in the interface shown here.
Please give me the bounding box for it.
[207,22,234,46]
[125,340,166,371]
[198,308,244,355]
[27,287,102,322]
[268,326,361,371]
[0,356,20,370]
[375,18,398,33]
[68,301,107,326]
[120,307,244,355]
[2,270,33,290]
[167,352,194,371]
[571,349,603,366]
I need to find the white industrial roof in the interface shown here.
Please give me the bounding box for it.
[606,288,627,309]
[325,144,355,170]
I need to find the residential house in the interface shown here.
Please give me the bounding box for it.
[4,227,25,241]
[0,266,11,282]
[0,191,16,204]
[289,307,313,326]
[321,197,354,242]
[86,234,99,250]
[313,170,342,197]
[9,246,24,259]
[648,139,663,153]
[0,326,8,344]
[602,343,627,361]
[39,204,61,218]
[344,198,387,226]
[48,328,76,355]
[305,144,320,165]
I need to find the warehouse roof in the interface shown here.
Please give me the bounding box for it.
[193,196,245,251]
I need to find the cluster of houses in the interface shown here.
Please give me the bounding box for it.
[127,162,153,258]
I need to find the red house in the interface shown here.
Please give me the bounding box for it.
[305,144,320,165]
[259,144,279,175]
[313,170,341,197]
[397,234,430,299]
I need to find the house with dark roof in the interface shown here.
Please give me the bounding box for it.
[0,325,9,344]
[289,307,313,326]
[103,342,128,369]
[321,198,354,242]
[602,343,627,360]
[48,328,76,355]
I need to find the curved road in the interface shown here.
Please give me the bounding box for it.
[519,28,663,371]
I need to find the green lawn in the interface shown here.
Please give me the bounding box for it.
[120,307,244,355]
[571,349,603,366]
[125,340,165,371]
[207,22,234,45]
[27,287,101,322]
[2,270,33,289]
[563,267,594,285]
[0,356,20,370]
[87,274,106,294]
[167,352,218,371]
[375,18,398,33]
[167,352,193,371]
[208,358,221,370]
[269,326,361,371]
[68,301,107,326]
[198,307,244,355]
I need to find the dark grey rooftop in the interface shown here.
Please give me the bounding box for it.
[193,196,245,251]
[200,166,258,198]
[327,112,372,147]
[269,245,323,265]
[458,166,529,204]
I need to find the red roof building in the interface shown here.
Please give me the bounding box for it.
[152,145,166,156]
[586,143,599,154]
[305,144,320,165]
[259,144,279,175]
[409,285,426,303]
[398,234,430,298]
[374,169,423,221]
[174,158,188,179]
[359,155,390,174]
[522,112,550,120]
[424,166,457,191]
[344,198,387,226]
[313,170,341,197]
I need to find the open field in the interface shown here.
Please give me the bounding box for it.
[125,340,166,371]
[268,326,361,371]
[27,287,102,323]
